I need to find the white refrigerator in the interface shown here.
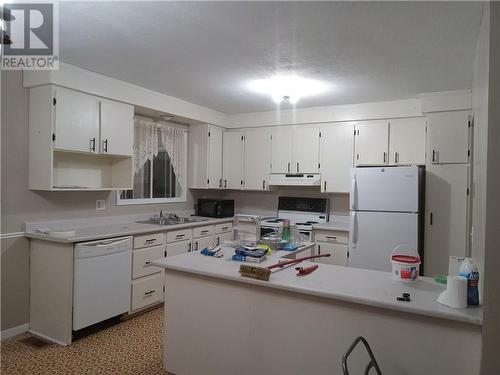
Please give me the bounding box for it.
[349,166,424,272]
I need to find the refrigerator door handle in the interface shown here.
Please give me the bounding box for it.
[350,211,357,248]
[350,177,357,210]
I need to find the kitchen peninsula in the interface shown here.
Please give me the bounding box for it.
[152,248,482,375]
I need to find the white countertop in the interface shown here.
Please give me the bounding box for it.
[24,217,233,243]
[312,221,350,231]
[151,246,482,326]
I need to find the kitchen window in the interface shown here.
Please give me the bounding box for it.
[117,119,188,205]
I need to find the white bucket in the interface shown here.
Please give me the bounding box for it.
[390,245,421,282]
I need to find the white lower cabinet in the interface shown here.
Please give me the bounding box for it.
[193,235,216,252]
[131,273,164,312]
[217,231,233,245]
[166,239,192,256]
[314,230,349,267]
[316,243,349,267]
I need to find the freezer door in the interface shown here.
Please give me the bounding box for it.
[350,166,419,212]
[349,211,418,272]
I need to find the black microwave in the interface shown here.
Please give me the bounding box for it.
[197,199,234,218]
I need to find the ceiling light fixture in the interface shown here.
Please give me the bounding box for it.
[248,75,329,105]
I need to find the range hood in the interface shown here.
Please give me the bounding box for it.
[268,174,321,186]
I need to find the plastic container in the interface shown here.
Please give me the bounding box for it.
[458,258,480,305]
[390,245,421,282]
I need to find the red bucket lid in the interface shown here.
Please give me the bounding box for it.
[391,255,420,263]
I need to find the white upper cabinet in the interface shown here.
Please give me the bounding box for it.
[427,111,470,164]
[100,100,134,156]
[188,124,223,189]
[223,131,244,189]
[208,126,224,189]
[244,128,271,191]
[54,87,99,153]
[389,118,426,165]
[271,127,294,173]
[354,121,389,166]
[320,123,354,193]
[293,126,320,173]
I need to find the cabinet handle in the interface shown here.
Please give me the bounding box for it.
[297,162,300,172]
[187,242,192,252]
[288,162,291,173]
[216,236,220,246]
[326,236,337,240]
[430,213,433,226]
[144,290,155,296]
[222,226,229,231]
[103,139,108,153]
[262,180,266,190]
[324,181,327,191]
[224,179,227,188]
[395,152,399,164]
[145,238,156,243]
[200,230,208,234]
[176,234,185,239]
[383,152,387,164]
[195,241,199,251]
[219,179,222,188]
[432,150,437,163]
[145,261,151,265]
[318,245,321,255]
[90,137,96,152]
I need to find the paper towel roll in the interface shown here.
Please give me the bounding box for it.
[437,275,468,309]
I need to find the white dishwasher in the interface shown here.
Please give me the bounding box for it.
[73,236,132,330]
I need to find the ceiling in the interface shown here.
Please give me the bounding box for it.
[60,1,484,114]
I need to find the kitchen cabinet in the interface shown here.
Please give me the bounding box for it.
[131,273,164,312]
[193,235,216,252]
[389,118,426,165]
[271,127,294,173]
[316,243,349,267]
[223,131,244,189]
[188,124,223,189]
[167,239,192,256]
[354,121,389,166]
[319,123,354,193]
[293,126,320,173]
[28,85,134,191]
[100,99,134,156]
[244,128,271,191]
[53,86,100,153]
[271,126,320,173]
[424,164,469,276]
[427,111,470,164]
[314,229,349,267]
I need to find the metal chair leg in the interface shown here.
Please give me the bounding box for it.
[342,336,382,375]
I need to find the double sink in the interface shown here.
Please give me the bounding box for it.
[136,214,208,227]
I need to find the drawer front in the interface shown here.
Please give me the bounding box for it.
[133,232,165,249]
[315,230,349,244]
[166,229,192,243]
[214,222,233,234]
[166,239,192,257]
[131,273,163,311]
[132,245,164,279]
[192,225,215,239]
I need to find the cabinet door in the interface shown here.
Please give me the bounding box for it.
[216,231,233,246]
[223,131,244,189]
[193,235,216,252]
[208,126,223,189]
[270,127,294,173]
[54,87,99,153]
[316,243,348,267]
[320,123,354,193]
[100,100,134,156]
[293,126,320,173]
[389,118,426,165]
[424,164,469,276]
[166,239,192,257]
[354,121,389,166]
[244,129,271,191]
[427,111,470,164]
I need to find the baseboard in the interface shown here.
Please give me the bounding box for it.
[1,323,29,340]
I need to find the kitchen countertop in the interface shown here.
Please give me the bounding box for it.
[151,246,482,326]
[24,217,233,243]
[312,221,350,232]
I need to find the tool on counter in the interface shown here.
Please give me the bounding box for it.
[295,264,319,276]
[239,253,330,281]
[396,292,411,302]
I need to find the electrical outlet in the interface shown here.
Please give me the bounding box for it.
[96,199,106,211]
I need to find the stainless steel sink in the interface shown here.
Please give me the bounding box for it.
[136,216,208,226]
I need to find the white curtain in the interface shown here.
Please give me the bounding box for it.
[158,125,186,189]
[133,119,187,189]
